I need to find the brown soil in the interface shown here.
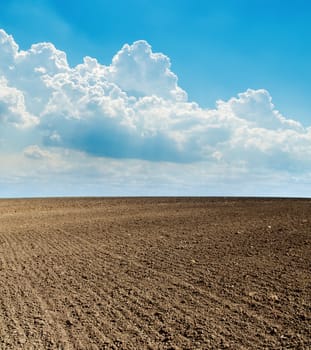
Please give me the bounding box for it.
[0,197,310,349]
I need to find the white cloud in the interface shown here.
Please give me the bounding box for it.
[0,77,37,127]
[106,40,187,102]
[216,89,303,130]
[23,144,50,159]
[0,28,310,196]
[0,29,18,67]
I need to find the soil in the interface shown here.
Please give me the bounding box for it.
[0,197,310,349]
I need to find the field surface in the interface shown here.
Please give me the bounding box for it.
[0,197,310,349]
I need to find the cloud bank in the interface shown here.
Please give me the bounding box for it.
[0,29,310,196]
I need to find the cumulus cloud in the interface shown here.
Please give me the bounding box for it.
[0,77,37,127]
[106,40,187,101]
[0,28,311,196]
[217,89,302,130]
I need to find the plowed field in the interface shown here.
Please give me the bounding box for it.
[0,197,310,349]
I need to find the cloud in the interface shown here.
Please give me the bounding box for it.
[217,89,302,130]
[0,76,36,127]
[23,144,50,159]
[0,29,18,67]
[0,28,311,196]
[106,40,187,102]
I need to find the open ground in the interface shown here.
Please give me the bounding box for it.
[0,197,310,349]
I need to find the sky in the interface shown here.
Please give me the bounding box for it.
[0,0,311,197]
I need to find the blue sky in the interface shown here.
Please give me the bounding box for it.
[0,0,311,197]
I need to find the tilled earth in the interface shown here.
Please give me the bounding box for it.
[0,197,310,349]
